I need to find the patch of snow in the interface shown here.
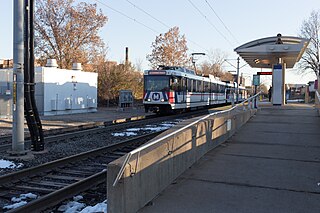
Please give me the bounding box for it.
[58,201,85,213]
[3,192,38,210]
[0,159,23,169]
[159,123,175,127]
[126,128,142,131]
[58,197,107,213]
[111,132,137,137]
[11,193,37,202]
[142,126,168,131]
[73,195,83,202]
[3,201,27,210]
[79,200,107,213]
[287,99,304,103]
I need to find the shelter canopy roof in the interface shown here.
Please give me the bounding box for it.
[234,35,309,69]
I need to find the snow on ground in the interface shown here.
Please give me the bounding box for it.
[111,132,137,137]
[3,193,38,210]
[111,121,179,137]
[2,201,27,210]
[287,99,304,103]
[58,196,107,213]
[0,159,23,169]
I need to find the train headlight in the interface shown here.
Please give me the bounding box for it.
[147,98,151,102]
[161,99,165,102]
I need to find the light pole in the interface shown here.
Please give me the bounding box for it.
[236,57,240,102]
[191,53,205,72]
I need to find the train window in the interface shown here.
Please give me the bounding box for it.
[181,77,187,91]
[218,84,225,93]
[211,83,217,93]
[204,82,210,93]
[197,80,202,92]
[187,78,192,91]
[144,75,170,92]
[192,80,197,92]
[221,85,226,93]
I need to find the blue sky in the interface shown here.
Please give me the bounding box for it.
[1,0,319,85]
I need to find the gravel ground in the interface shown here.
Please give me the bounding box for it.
[0,120,181,176]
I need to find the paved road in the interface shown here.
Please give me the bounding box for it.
[139,104,320,213]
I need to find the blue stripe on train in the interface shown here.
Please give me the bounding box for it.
[162,91,168,101]
[145,91,151,99]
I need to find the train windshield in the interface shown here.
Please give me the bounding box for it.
[144,75,170,92]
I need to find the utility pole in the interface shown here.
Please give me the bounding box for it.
[191,53,205,73]
[12,0,25,154]
[224,57,247,103]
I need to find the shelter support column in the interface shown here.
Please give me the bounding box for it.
[272,61,286,105]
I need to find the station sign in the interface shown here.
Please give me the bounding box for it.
[253,74,260,86]
[257,72,272,75]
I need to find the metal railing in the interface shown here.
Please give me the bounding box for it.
[112,92,261,186]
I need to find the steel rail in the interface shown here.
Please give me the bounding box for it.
[2,131,165,213]
[0,112,202,153]
[0,131,163,185]
[8,171,107,213]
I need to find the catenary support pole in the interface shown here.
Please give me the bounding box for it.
[236,57,240,103]
[12,0,25,153]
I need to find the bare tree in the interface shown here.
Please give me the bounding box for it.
[35,0,108,69]
[299,10,320,76]
[147,27,190,68]
[198,49,231,80]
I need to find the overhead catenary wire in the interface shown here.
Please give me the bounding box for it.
[124,0,209,53]
[93,0,206,53]
[205,0,239,44]
[187,0,234,47]
[94,0,159,34]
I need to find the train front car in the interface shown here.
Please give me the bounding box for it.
[143,69,171,113]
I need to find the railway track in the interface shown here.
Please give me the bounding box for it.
[0,110,209,153]
[0,131,163,212]
[0,108,224,211]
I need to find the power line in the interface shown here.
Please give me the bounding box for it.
[205,0,239,44]
[125,0,170,29]
[94,0,159,34]
[187,0,234,47]
[93,0,207,54]
[124,0,208,52]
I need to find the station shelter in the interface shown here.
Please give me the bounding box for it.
[234,34,309,106]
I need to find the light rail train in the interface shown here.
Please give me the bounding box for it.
[143,66,247,113]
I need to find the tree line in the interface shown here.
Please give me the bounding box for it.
[34,0,320,106]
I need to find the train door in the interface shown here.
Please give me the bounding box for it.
[181,77,186,103]
[200,80,204,102]
[170,76,183,105]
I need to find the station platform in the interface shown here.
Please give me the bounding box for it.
[0,106,153,136]
[138,103,320,213]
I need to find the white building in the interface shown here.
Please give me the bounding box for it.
[0,60,98,117]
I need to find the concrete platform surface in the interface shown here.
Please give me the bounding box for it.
[138,103,320,213]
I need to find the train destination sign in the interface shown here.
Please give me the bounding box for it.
[148,70,166,75]
[257,72,272,75]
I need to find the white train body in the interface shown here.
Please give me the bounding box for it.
[143,66,246,113]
